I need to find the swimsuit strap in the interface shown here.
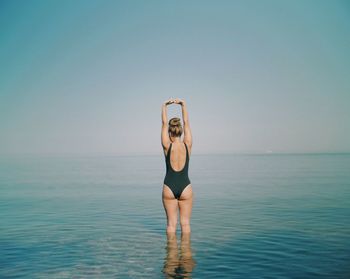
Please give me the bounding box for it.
[166,143,172,160]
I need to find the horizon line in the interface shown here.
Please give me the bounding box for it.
[1,151,350,157]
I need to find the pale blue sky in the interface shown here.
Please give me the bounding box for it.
[1,0,349,155]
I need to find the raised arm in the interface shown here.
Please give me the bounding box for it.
[161,99,174,151]
[176,98,192,148]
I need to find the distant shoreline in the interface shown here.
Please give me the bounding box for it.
[1,152,350,158]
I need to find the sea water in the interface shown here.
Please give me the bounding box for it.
[1,153,349,278]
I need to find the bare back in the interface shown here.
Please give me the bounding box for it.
[165,141,191,171]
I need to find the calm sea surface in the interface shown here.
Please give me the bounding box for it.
[1,153,349,278]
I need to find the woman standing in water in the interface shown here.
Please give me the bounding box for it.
[161,98,193,233]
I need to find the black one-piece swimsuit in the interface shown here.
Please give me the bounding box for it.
[163,142,191,199]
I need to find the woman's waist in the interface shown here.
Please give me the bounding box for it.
[164,171,190,179]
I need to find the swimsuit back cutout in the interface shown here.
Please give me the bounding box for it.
[169,143,187,172]
[163,142,191,199]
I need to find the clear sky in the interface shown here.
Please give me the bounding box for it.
[1,0,349,155]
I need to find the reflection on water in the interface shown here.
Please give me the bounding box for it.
[162,232,196,278]
[1,154,350,277]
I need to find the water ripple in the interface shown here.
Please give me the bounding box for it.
[1,154,350,278]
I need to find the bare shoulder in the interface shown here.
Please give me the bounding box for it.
[184,140,192,156]
[162,142,171,157]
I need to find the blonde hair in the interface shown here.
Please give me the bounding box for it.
[168,117,183,137]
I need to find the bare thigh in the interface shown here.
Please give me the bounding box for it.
[178,185,193,224]
[162,185,178,229]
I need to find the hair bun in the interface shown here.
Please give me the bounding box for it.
[168,117,183,137]
[169,117,181,126]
